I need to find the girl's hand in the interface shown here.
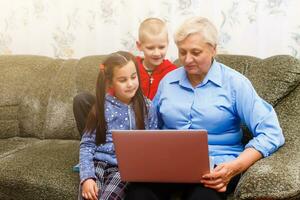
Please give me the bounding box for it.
[82,179,99,200]
[201,161,240,192]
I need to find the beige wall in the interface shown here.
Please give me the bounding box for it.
[0,0,300,60]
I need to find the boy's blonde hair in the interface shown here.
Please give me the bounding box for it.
[174,16,218,47]
[138,18,168,42]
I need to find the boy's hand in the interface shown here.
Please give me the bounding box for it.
[82,179,99,200]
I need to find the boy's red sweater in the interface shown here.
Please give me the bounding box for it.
[136,56,177,100]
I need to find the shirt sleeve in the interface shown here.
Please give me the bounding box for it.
[234,77,285,157]
[79,131,97,183]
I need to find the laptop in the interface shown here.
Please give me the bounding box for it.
[112,129,210,183]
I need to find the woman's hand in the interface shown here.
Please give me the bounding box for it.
[201,148,262,192]
[82,179,99,200]
[201,161,240,192]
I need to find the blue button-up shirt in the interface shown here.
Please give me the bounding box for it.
[153,60,285,165]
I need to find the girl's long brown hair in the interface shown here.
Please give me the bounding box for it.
[84,51,148,145]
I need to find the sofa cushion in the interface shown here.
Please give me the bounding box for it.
[43,59,80,140]
[0,55,85,140]
[0,137,39,158]
[216,55,300,106]
[75,55,108,93]
[0,138,79,200]
[0,55,62,139]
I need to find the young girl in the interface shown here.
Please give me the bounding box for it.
[79,51,158,200]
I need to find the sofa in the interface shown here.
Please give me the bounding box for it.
[0,54,299,200]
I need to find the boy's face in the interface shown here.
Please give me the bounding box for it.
[136,32,168,69]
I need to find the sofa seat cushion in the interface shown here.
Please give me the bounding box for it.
[0,137,39,158]
[0,138,79,200]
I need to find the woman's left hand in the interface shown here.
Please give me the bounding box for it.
[201,148,262,192]
[200,161,240,192]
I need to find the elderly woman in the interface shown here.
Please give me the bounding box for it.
[125,16,285,200]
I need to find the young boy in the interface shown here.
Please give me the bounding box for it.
[73,17,176,138]
[136,18,177,100]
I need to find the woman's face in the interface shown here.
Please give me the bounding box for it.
[177,33,216,78]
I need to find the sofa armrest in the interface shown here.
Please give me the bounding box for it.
[233,143,300,199]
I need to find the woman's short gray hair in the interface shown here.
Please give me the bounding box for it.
[174,16,218,47]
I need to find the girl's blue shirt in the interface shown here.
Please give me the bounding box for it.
[79,94,158,182]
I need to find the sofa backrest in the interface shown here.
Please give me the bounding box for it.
[215,54,300,107]
[0,55,61,139]
[0,55,105,140]
[1,54,299,140]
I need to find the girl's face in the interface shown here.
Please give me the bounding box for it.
[111,60,139,104]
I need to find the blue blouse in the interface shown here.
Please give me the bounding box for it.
[153,60,285,165]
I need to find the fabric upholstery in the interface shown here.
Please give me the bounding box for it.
[0,54,299,199]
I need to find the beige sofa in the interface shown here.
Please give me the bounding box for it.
[0,54,299,200]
